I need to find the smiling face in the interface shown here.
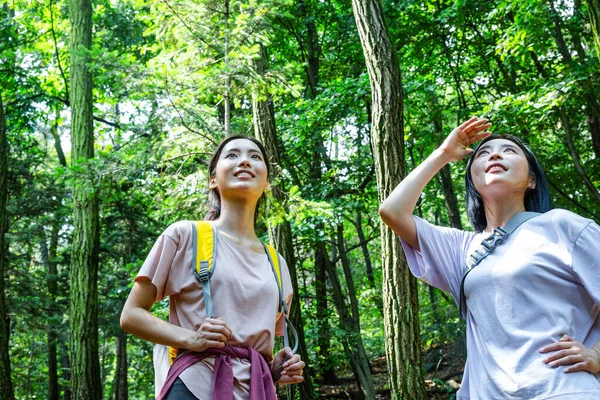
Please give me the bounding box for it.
[469,138,535,202]
[209,138,270,202]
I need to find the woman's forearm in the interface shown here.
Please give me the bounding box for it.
[379,148,452,249]
[379,117,490,249]
[121,305,193,349]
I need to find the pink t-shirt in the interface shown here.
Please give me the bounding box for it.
[136,221,293,399]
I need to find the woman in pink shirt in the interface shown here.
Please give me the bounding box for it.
[120,136,305,399]
[379,117,600,399]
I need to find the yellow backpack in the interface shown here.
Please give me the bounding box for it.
[168,221,296,363]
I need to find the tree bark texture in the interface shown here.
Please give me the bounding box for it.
[0,91,15,400]
[113,330,127,400]
[252,43,315,400]
[68,0,101,396]
[351,1,427,399]
[40,232,59,400]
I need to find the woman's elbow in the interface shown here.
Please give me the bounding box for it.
[379,202,399,228]
[378,202,391,222]
[120,307,134,333]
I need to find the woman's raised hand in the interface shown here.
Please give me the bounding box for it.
[440,117,492,162]
[185,317,232,352]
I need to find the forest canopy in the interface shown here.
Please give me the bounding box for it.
[1,0,599,399]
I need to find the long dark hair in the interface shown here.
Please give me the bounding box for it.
[465,134,552,232]
[205,135,270,222]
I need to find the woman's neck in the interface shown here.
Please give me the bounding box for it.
[213,199,258,242]
[482,197,526,232]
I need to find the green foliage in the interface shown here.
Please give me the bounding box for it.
[1,0,599,397]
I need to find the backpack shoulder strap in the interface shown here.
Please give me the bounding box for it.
[192,221,217,319]
[459,211,540,318]
[261,242,298,353]
[169,221,218,365]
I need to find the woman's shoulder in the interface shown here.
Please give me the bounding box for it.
[161,220,196,243]
[539,208,592,227]
[534,209,595,240]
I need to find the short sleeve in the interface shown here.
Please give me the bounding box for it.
[275,255,294,337]
[399,216,476,302]
[571,220,600,306]
[135,223,182,302]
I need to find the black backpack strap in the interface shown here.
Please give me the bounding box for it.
[459,212,540,318]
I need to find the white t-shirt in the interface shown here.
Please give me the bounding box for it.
[400,209,600,399]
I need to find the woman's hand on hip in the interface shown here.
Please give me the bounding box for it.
[539,334,600,374]
[440,116,491,162]
[272,347,304,384]
[184,317,232,352]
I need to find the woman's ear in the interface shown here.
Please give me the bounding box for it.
[265,181,271,192]
[528,176,536,190]
[209,176,217,190]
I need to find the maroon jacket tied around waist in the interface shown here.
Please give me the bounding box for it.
[157,346,277,400]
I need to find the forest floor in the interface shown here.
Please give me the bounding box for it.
[315,342,465,399]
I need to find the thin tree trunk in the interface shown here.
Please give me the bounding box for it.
[113,329,127,400]
[0,91,15,400]
[314,243,337,383]
[296,0,337,383]
[50,114,70,399]
[325,240,370,398]
[588,0,600,62]
[351,1,427,399]
[40,230,59,400]
[334,224,375,399]
[68,0,101,395]
[549,2,600,159]
[60,341,71,400]
[252,43,314,399]
[432,96,463,230]
[559,108,600,204]
[355,211,375,288]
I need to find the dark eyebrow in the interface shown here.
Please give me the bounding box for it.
[223,148,262,155]
[476,143,519,154]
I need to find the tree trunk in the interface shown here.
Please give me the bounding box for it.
[0,91,15,400]
[589,0,600,62]
[296,0,337,383]
[40,231,59,400]
[549,2,600,159]
[333,224,375,399]
[354,211,383,315]
[68,0,101,396]
[113,329,127,400]
[432,97,463,230]
[252,43,314,399]
[351,1,427,399]
[314,243,337,383]
[559,108,600,204]
[60,341,72,400]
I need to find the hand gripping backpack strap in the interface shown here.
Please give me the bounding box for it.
[169,221,218,365]
[459,211,540,318]
[262,242,299,354]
